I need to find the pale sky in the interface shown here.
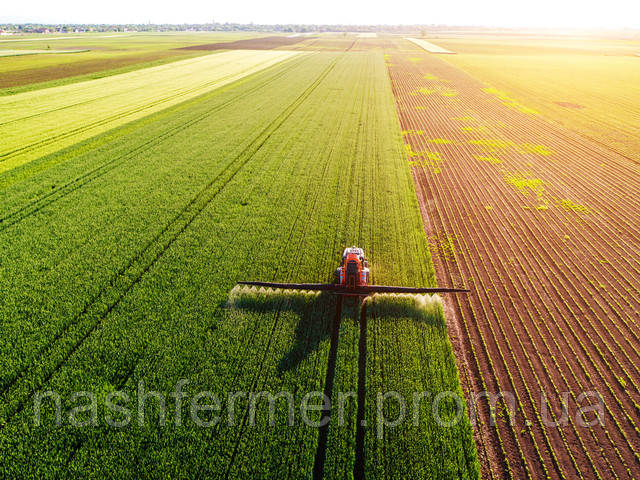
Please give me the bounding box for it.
[2,0,640,29]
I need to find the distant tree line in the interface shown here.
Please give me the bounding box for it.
[1,23,638,38]
[0,23,477,35]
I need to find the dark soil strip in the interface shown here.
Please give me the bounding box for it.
[0,50,192,90]
[179,36,308,51]
[353,299,367,480]
[312,296,343,480]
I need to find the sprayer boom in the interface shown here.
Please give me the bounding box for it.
[237,246,468,297]
[237,281,468,296]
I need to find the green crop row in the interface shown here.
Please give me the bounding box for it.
[363,294,480,479]
[0,48,478,478]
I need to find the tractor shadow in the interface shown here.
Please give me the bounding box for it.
[226,287,445,375]
[227,286,445,480]
[227,286,337,374]
[363,293,446,328]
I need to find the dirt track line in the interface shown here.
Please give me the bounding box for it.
[312,297,344,480]
[353,300,367,480]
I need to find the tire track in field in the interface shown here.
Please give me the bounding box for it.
[220,56,362,478]
[311,297,344,480]
[0,54,340,429]
[216,52,379,478]
[121,54,353,477]
[0,53,314,394]
[353,299,367,480]
[0,54,308,230]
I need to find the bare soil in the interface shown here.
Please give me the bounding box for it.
[0,50,190,89]
[179,36,308,51]
[386,42,640,480]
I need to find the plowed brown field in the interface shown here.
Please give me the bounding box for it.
[179,36,308,51]
[385,40,640,480]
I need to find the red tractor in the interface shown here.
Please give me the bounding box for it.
[335,246,370,288]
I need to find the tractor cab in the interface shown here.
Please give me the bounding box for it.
[336,246,370,288]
